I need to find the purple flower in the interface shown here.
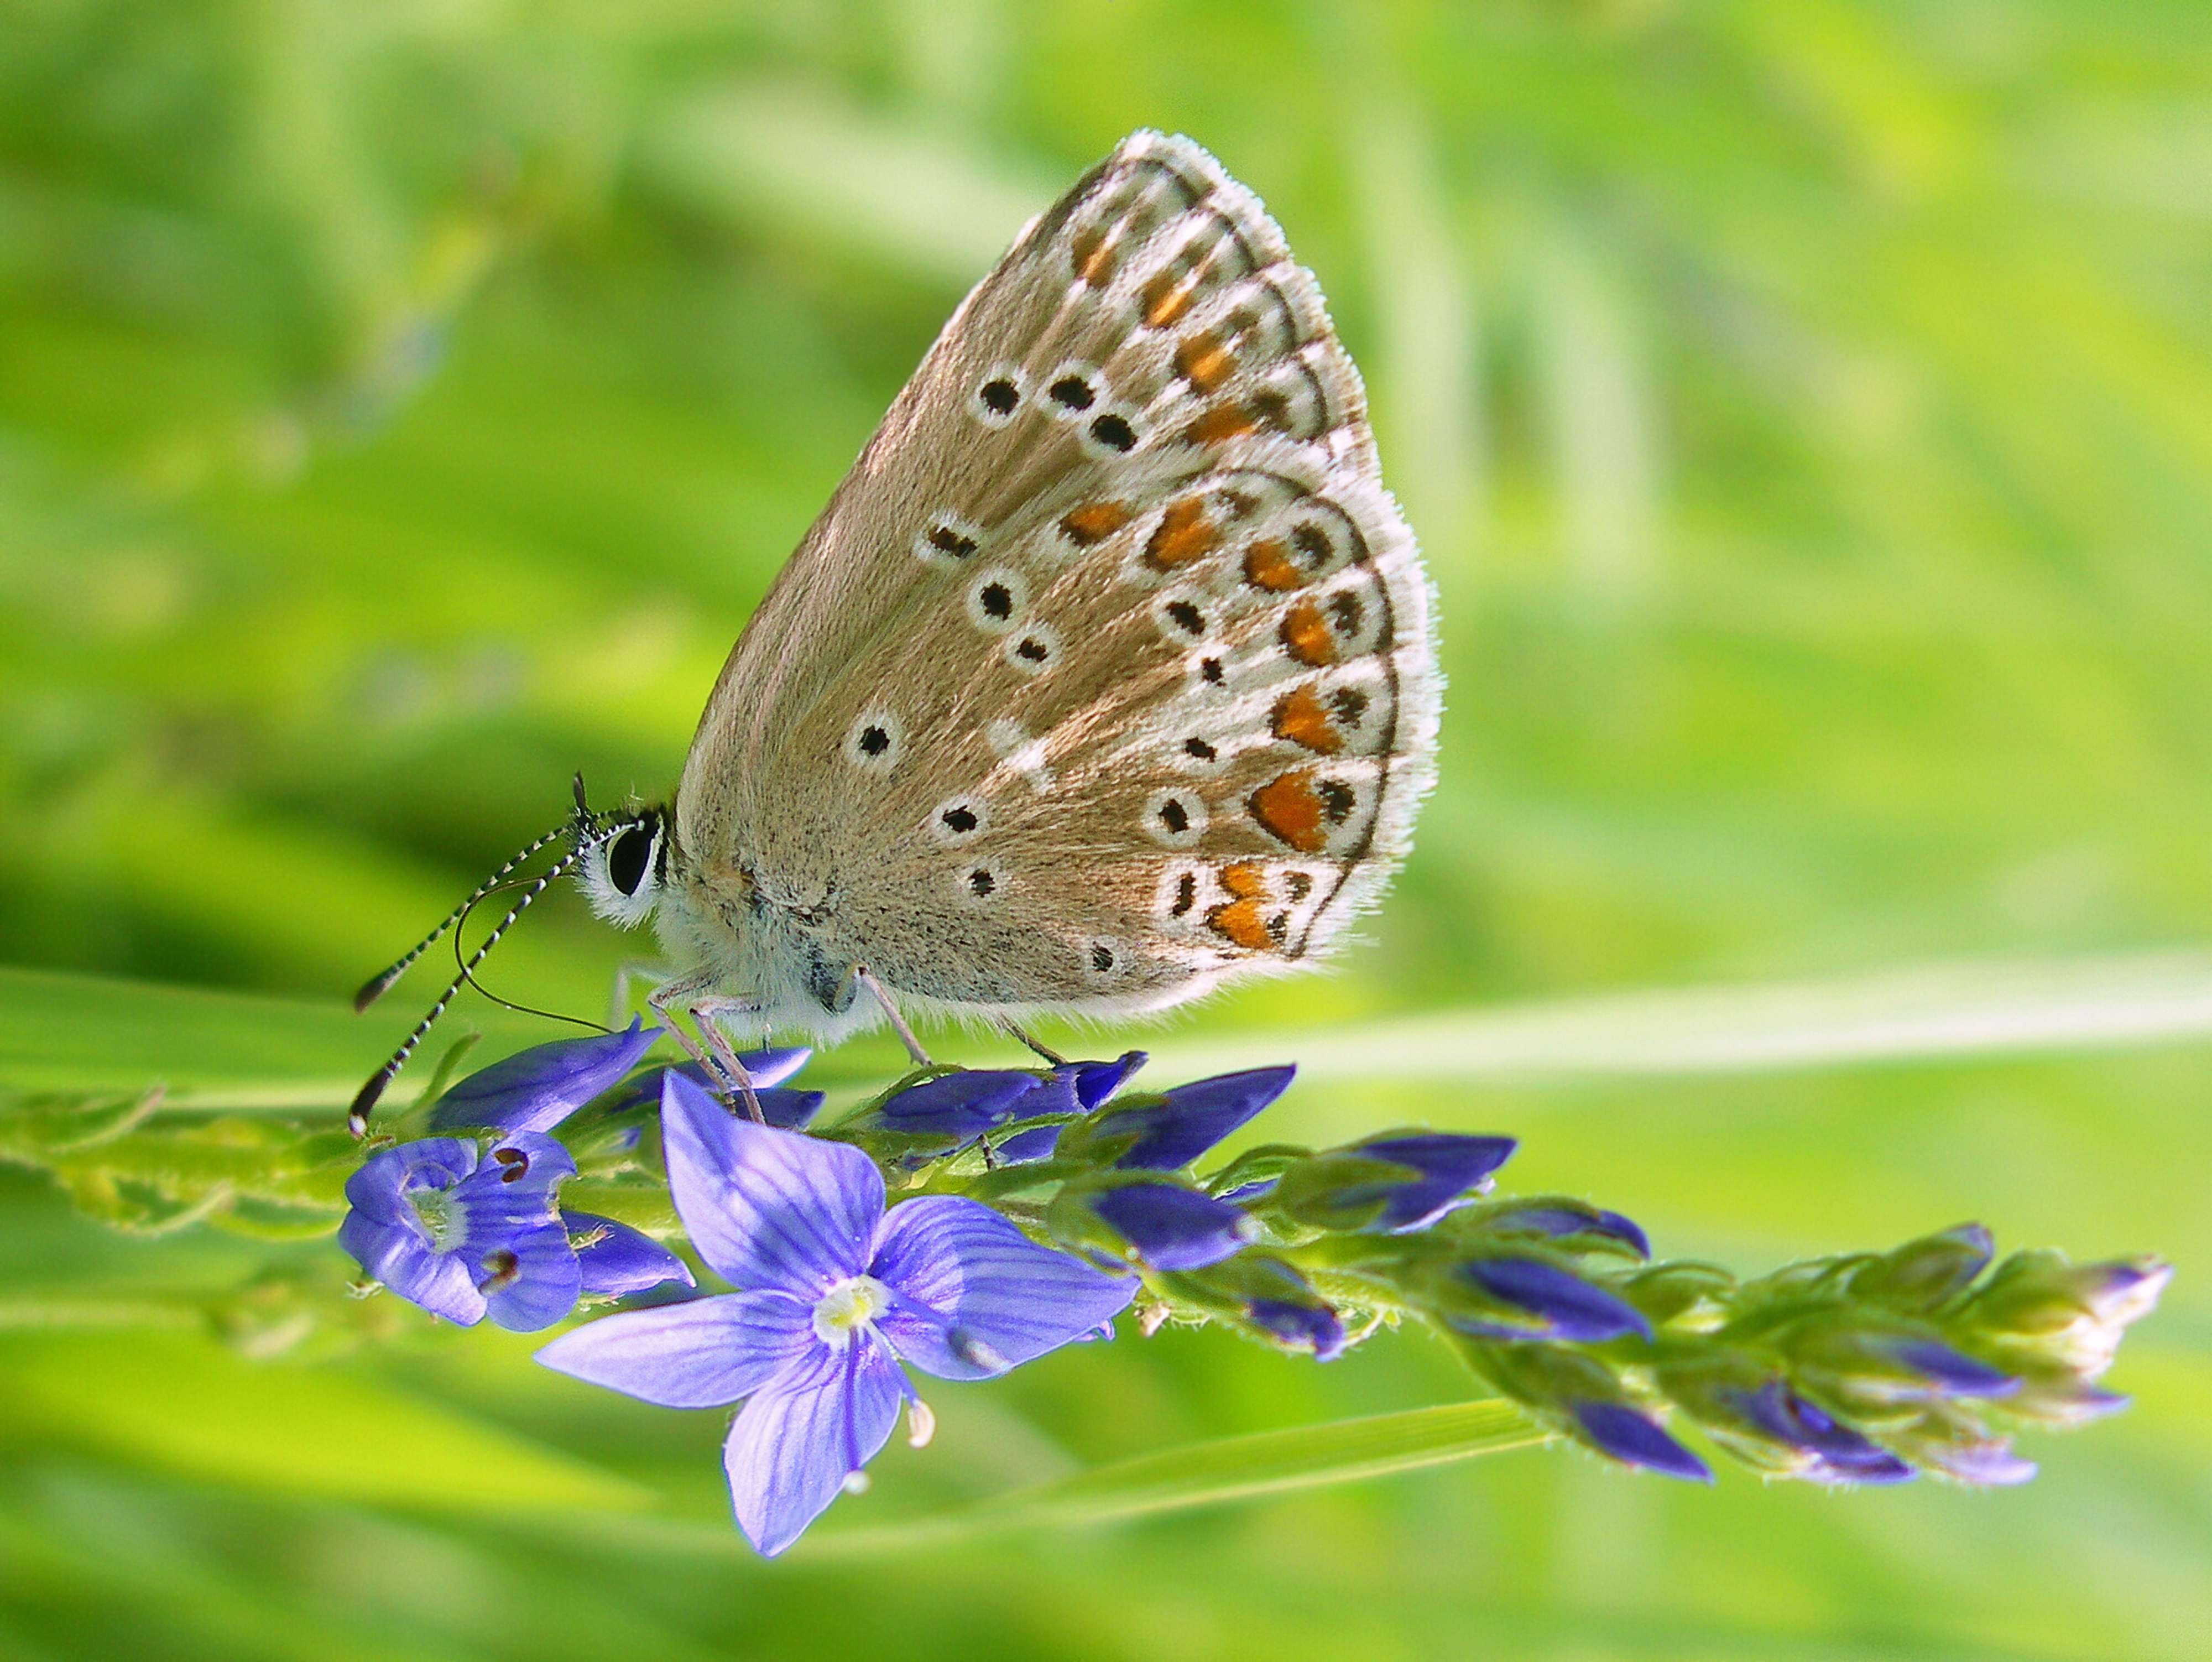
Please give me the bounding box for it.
[340,1133,691,1330]
[1352,1135,1518,1232]
[1452,1258,1653,1343]
[1573,1402,1713,1483]
[1724,1382,1916,1485]
[429,1020,662,1134]
[994,1053,1151,1164]
[615,1054,823,1129]
[1083,1182,1257,1272]
[1086,1066,1295,1172]
[536,1072,1134,1556]
[1482,1204,1651,1259]
[1888,1339,2019,1400]
[857,1070,1046,1155]
[1239,1260,1347,1361]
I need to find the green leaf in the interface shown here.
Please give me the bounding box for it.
[0,965,562,1110]
[802,1398,1552,1556]
[0,1331,650,1514]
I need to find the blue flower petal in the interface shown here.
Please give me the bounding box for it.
[342,1138,478,1228]
[1921,1437,2037,1486]
[481,1221,585,1332]
[538,1290,815,1407]
[448,1131,576,1232]
[660,1071,880,1293]
[1090,1184,1255,1272]
[341,1208,486,1325]
[429,1019,661,1134]
[564,1210,695,1298]
[868,1196,1136,1381]
[1573,1402,1714,1483]
[723,1335,905,1557]
[1099,1066,1293,1171]
[1458,1258,1653,1343]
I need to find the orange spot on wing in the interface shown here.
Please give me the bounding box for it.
[1144,499,1221,570]
[1243,539,1306,592]
[1185,403,1258,446]
[1271,685,1343,754]
[1061,502,1135,545]
[1071,228,1116,287]
[1250,771,1331,853]
[1175,331,1235,394]
[1206,897,1275,951]
[1142,273,1194,327]
[1279,600,1339,667]
[1220,860,1268,899]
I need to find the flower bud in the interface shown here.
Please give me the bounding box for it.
[429,1019,661,1134]
[1571,1402,1714,1483]
[1437,1256,1653,1343]
[853,1069,1044,1156]
[1847,1223,1993,1312]
[1475,1200,1651,1259]
[1272,1133,1517,1234]
[1060,1065,1294,1172]
[1057,1179,1257,1272]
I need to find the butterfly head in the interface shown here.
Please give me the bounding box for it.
[576,804,670,929]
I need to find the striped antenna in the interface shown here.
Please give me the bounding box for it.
[347,843,583,1137]
[352,824,573,1012]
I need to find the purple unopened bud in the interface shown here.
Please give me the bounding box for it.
[563,1210,696,1300]
[874,1070,1044,1143]
[1094,1065,1295,1171]
[1455,1258,1653,1343]
[1089,1183,1256,1272]
[1572,1402,1713,1483]
[1918,1436,2038,1486]
[1349,1134,1519,1232]
[1725,1382,1915,1485]
[1485,1205,1651,1259]
[1890,1340,2019,1400]
[994,1125,1065,1164]
[429,1019,661,1134]
[1064,1051,1147,1110]
[1248,1298,1347,1362]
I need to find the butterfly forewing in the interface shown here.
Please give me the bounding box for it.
[676,131,1438,1025]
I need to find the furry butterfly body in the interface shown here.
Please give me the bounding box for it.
[587,132,1439,1051]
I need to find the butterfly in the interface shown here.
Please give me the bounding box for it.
[352,131,1438,1124]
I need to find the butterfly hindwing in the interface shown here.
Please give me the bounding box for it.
[675,132,1437,1024]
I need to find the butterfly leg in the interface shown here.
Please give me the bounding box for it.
[997,1019,1066,1066]
[646,973,765,1123]
[855,967,932,1066]
[608,957,669,1028]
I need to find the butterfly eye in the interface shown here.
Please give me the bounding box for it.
[579,810,666,928]
[607,825,654,897]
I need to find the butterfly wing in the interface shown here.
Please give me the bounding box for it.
[673,131,1437,1025]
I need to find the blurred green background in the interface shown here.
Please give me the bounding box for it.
[6,0,2212,1656]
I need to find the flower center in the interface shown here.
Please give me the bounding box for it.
[408,1187,467,1253]
[813,1275,891,1345]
